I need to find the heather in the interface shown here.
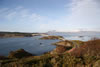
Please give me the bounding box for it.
[0,39,100,67]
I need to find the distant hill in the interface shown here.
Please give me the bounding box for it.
[0,31,41,38]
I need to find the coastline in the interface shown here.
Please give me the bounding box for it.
[0,35,100,67]
[0,32,48,38]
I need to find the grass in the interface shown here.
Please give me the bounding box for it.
[0,39,100,67]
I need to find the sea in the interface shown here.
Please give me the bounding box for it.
[0,32,100,56]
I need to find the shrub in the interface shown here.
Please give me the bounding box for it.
[71,39,100,57]
[8,49,33,59]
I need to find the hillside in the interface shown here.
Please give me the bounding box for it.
[0,39,100,67]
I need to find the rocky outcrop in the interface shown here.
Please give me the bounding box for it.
[8,49,33,58]
[40,36,64,40]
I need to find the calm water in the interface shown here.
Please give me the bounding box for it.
[0,33,100,56]
[0,36,59,56]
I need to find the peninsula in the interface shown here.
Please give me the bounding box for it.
[0,32,48,38]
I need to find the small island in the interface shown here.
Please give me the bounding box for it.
[40,35,64,40]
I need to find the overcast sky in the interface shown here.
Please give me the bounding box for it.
[0,0,100,32]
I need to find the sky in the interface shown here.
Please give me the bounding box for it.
[0,0,100,32]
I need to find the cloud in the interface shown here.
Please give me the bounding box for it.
[5,11,17,20]
[38,20,61,32]
[39,0,100,32]
[0,0,100,32]
[0,8,9,13]
[0,6,61,32]
[0,6,46,23]
[65,0,100,31]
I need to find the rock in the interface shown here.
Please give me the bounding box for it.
[40,36,64,40]
[8,49,33,58]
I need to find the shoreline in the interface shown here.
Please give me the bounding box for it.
[0,32,48,38]
[0,38,100,67]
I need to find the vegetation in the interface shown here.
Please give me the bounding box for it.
[0,32,38,34]
[71,39,100,57]
[40,36,64,40]
[71,40,84,47]
[52,40,73,47]
[0,53,100,67]
[0,39,100,67]
[8,49,34,59]
[0,32,44,37]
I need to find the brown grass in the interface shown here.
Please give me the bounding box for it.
[71,39,100,57]
[8,49,33,58]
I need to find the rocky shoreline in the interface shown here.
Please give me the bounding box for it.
[0,36,100,67]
